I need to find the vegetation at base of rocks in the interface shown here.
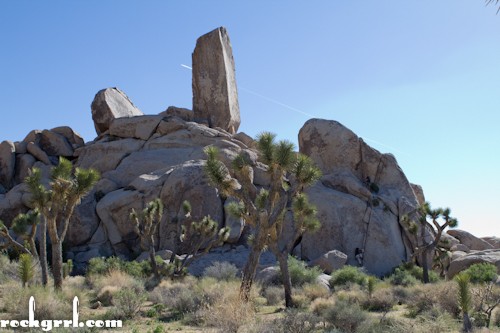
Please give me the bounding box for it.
[330,265,370,288]
[4,253,497,333]
[87,256,152,278]
[278,255,322,287]
[202,261,238,281]
[386,262,439,286]
[461,262,498,284]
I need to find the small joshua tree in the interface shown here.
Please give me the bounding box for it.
[131,199,164,280]
[403,202,458,283]
[204,132,321,307]
[456,273,473,332]
[0,210,41,257]
[18,253,35,288]
[164,215,230,279]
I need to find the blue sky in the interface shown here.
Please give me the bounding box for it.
[1,1,499,237]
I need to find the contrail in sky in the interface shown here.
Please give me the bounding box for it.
[180,64,410,158]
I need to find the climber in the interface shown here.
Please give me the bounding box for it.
[355,247,364,266]
[364,176,371,187]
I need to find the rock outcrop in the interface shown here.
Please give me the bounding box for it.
[447,229,494,251]
[192,27,240,134]
[299,119,421,276]
[447,249,500,278]
[91,87,144,135]
[1,28,494,278]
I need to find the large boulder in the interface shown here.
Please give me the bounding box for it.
[299,119,420,276]
[91,87,144,135]
[447,229,494,251]
[0,141,16,190]
[38,130,74,157]
[309,249,348,274]
[192,27,240,134]
[447,249,500,278]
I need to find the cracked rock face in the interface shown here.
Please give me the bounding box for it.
[192,27,240,134]
[299,118,422,276]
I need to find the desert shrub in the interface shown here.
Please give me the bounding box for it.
[61,276,90,306]
[261,286,283,306]
[301,283,330,300]
[391,285,411,304]
[256,310,320,333]
[197,284,254,333]
[86,256,150,278]
[335,284,366,305]
[113,285,147,319]
[150,278,212,315]
[361,287,395,312]
[310,297,335,316]
[91,269,142,291]
[330,265,368,288]
[357,316,412,333]
[203,261,238,281]
[405,282,460,319]
[281,256,322,287]
[386,266,418,286]
[322,299,368,333]
[494,310,500,327]
[462,263,498,284]
[414,308,459,333]
[3,283,72,320]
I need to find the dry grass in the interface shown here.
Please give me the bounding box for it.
[195,280,255,333]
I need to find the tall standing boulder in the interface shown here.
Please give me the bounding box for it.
[91,87,144,135]
[192,27,240,134]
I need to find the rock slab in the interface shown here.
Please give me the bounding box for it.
[192,27,240,134]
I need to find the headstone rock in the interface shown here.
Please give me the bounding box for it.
[192,27,240,134]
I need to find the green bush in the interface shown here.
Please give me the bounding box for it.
[279,256,322,287]
[86,256,151,278]
[330,265,368,288]
[386,267,418,286]
[113,285,147,319]
[462,263,498,284]
[323,299,368,333]
[203,261,238,281]
[386,263,438,285]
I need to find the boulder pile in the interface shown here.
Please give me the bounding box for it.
[0,27,496,278]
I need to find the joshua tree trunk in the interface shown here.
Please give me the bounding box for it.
[463,312,472,332]
[240,242,264,302]
[276,250,293,308]
[149,242,159,280]
[39,217,49,286]
[51,240,63,290]
[421,248,430,283]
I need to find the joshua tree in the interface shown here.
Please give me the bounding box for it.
[25,157,99,290]
[130,198,164,279]
[456,273,473,332]
[18,253,35,288]
[165,215,230,279]
[403,202,458,283]
[204,132,321,307]
[0,212,39,256]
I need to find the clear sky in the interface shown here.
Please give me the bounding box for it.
[1,1,499,237]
